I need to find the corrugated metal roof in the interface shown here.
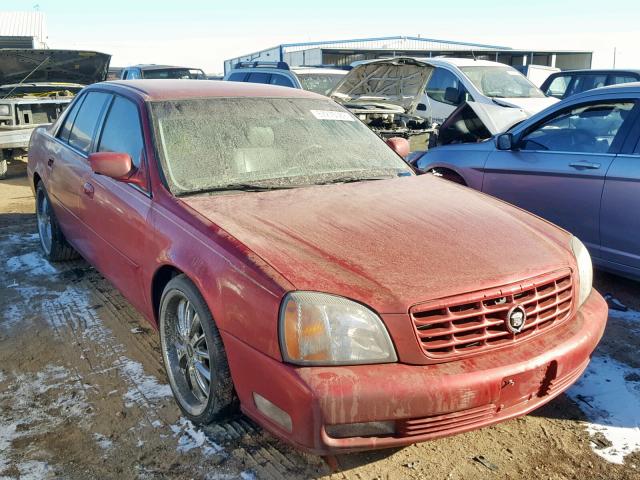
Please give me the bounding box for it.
[282,36,512,53]
[0,11,47,47]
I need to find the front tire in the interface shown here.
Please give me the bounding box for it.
[0,151,7,180]
[159,275,237,424]
[35,182,78,261]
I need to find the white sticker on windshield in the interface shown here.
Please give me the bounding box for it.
[311,110,355,121]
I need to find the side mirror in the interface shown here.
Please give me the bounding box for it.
[89,152,134,180]
[496,133,514,150]
[444,87,461,105]
[385,137,410,158]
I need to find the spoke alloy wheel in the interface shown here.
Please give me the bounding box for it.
[162,292,212,416]
[36,188,52,255]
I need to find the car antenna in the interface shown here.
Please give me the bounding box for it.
[1,54,52,100]
[471,50,477,61]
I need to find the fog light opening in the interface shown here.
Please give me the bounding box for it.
[325,421,396,439]
[253,393,292,433]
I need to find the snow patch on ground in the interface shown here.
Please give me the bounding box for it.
[6,252,57,276]
[0,365,91,475]
[120,358,173,408]
[568,325,640,464]
[93,433,114,451]
[170,418,224,456]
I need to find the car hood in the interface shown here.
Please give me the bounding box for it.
[181,176,573,313]
[490,96,558,115]
[0,49,111,86]
[330,57,434,114]
[436,101,530,146]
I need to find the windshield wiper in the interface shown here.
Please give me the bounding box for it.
[316,174,397,185]
[178,182,300,196]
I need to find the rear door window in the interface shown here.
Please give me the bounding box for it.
[97,96,144,169]
[565,74,608,97]
[228,72,248,82]
[67,92,112,153]
[246,72,271,84]
[608,74,639,86]
[270,74,295,88]
[57,95,86,142]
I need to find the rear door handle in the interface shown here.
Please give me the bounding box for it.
[47,158,54,167]
[569,161,601,170]
[83,182,94,198]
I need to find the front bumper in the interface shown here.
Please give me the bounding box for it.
[222,290,607,455]
[0,127,34,150]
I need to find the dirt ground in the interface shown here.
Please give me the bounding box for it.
[1,158,639,480]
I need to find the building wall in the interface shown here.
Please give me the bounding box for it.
[0,11,47,48]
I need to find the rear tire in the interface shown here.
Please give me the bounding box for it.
[35,182,78,261]
[0,151,7,180]
[159,274,238,424]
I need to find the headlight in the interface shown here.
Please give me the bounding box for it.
[0,104,10,116]
[570,236,593,308]
[279,292,397,365]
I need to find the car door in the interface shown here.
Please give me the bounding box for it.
[599,109,640,273]
[48,91,112,248]
[420,67,468,124]
[77,94,152,311]
[482,99,638,258]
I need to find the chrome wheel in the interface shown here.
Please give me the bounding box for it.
[161,292,211,416]
[36,187,52,255]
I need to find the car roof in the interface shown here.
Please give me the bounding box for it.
[96,79,327,101]
[549,68,640,76]
[419,57,510,68]
[126,64,202,71]
[291,67,347,75]
[569,81,640,100]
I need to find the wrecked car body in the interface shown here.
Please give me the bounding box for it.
[0,49,110,178]
[330,57,435,150]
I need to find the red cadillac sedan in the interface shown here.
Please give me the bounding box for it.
[27,80,607,455]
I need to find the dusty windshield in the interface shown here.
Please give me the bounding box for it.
[150,97,412,195]
[460,66,545,99]
[297,73,346,96]
[143,69,206,79]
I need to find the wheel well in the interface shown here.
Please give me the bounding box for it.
[151,265,184,323]
[429,168,467,186]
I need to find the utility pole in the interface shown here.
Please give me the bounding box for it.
[613,47,617,68]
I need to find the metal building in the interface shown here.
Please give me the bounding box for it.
[0,11,48,49]
[224,35,592,73]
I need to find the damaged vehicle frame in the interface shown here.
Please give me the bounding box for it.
[0,49,110,178]
[330,57,434,150]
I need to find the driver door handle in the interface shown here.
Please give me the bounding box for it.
[569,161,601,170]
[83,182,94,198]
[47,158,54,168]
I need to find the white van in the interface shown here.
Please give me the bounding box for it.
[416,58,559,124]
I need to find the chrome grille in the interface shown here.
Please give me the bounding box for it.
[410,270,574,360]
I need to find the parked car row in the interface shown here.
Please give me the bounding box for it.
[28,77,607,455]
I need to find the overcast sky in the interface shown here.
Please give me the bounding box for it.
[12,0,640,73]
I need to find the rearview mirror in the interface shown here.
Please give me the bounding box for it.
[385,137,410,158]
[496,133,514,150]
[89,152,134,180]
[416,103,427,111]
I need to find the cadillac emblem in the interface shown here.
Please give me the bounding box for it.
[506,305,527,334]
